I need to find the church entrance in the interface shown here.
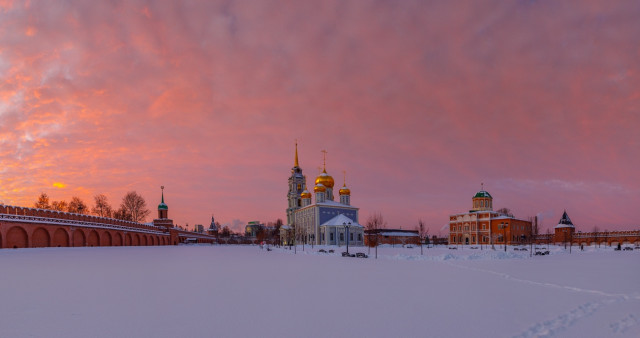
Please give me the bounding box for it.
[465,237,469,245]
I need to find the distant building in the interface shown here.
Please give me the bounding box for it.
[245,221,265,237]
[207,216,218,237]
[449,187,532,246]
[365,229,420,246]
[194,224,204,233]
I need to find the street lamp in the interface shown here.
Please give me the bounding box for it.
[503,223,507,252]
[343,222,351,254]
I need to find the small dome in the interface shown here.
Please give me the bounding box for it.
[339,185,350,195]
[315,170,334,189]
[314,184,327,193]
[473,190,492,199]
[158,202,168,210]
[300,190,312,199]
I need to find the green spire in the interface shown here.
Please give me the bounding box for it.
[158,186,168,210]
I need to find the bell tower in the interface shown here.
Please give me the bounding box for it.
[287,141,307,225]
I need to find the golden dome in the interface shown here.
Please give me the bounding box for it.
[300,190,312,199]
[315,170,334,189]
[313,184,326,193]
[339,185,350,195]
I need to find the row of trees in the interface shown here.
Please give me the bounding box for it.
[33,192,150,223]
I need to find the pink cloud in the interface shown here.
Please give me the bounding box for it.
[0,0,639,233]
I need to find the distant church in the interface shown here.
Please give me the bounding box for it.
[281,143,363,246]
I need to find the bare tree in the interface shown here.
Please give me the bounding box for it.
[34,192,51,209]
[366,212,387,259]
[68,196,88,214]
[593,225,600,247]
[113,207,132,221]
[418,219,427,255]
[91,194,113,217]
[120,191,150,223]
[51,200,68,211]
[496,208,513,217]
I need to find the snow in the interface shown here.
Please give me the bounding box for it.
[0,245,638,338]
[321,213,363,227]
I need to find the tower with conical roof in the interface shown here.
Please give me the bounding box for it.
[287,141,307,225]
[554,210,575,244]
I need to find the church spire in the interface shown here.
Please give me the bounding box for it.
[294,140,299,167]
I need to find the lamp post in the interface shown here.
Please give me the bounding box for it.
[343,222,350,254]
[503,223,507,252]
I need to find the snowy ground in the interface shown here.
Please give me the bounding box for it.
[0,244,638,338]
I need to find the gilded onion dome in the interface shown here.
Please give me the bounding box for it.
[300,190,312,199]
[339,184,350,195]
[313,183,327,193]
[315,170,335,189]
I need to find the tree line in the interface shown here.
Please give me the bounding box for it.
[33,191,150,223]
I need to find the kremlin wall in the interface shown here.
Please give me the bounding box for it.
[0,191,217,249]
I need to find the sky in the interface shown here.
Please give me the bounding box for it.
[1,0,639,234]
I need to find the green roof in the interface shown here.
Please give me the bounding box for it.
[473,190,492,198]
[158,203,168,210]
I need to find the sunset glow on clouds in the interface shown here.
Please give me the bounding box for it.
[1,0,639,232]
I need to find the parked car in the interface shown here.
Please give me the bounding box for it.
[341,252,355,257]
[356,252,368,258]
[318,249,327,253]
[623,247,633,251]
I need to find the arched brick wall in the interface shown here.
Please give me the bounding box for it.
[140,235,147,246]
[52,228,69,247]
[101,231,112,246]
[149,236,155,246]
[113,232,123,246]
[87,230,99,247]
[0,232,2,248]
[7,226,28,248]
[133,234,140,246]
[32,227,51,247]
[73,229,85,247]
[125,233,132,246]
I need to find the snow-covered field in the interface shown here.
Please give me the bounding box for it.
[1,244,638,338]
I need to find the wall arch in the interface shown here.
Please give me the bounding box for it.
[87,230,99,247]
[32,227,51,247]
[150,236,156,246]
[113,232,122,246]
[52,228,69,247]
[133,234,140,246]
[7,226,28,248]
[101,231,112,246]
[73,229,86,247]
[125,233,132,246]
[140,235,147,246]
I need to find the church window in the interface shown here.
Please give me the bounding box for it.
[330,233,334,241]
[322,234,325,241]
[452,237,456,243]
[358,234,362,241]
[350,233,353,241]
[340,233,344,241]
[297,184,301,191]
